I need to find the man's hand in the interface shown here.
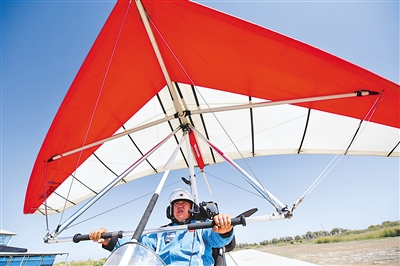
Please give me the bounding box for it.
[212,214,233,234]
[89,228,110,246]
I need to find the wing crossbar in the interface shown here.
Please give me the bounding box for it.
[49,91,374,162]
[46,126,181,240]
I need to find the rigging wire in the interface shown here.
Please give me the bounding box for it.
[56,2,133,228]
[205,171,262,198]
[300,153,344,199]
[148,16,280,211]
[344,93,383,155]
[300,93,383,200]
[64,180,181,230]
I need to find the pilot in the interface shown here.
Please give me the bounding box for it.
[90,188,234,265]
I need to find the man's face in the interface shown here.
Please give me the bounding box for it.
[173,200,192,222]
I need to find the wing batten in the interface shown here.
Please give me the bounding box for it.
[53,191,77,207]
[344,120,364,156]
[387,141,400,157]
[298,109,311,154]
[121,125,158,174]
[92,153,122,181]
[249,97,255,157]
[71,173,99,194]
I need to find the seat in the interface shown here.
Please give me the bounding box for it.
[212,236,236,266]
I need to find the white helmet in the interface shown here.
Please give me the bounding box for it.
[167,188,194,223]
[169,188,194,205]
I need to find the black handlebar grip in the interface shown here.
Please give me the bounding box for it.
[187,216,246,230]
[73,233,88,243]
[73,230,123,243]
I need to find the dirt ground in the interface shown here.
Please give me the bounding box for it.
[256,237,399,265]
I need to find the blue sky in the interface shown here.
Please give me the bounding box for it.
[1,0,399,262]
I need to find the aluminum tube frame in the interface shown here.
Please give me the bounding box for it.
[51,115,175,161]
[155,134,185,195]
[131,134,185,240]
[134,0,187,124]
[189,125,286,211]
[50,91,371,161]
[46,126,181,240]
[189,90,374,116]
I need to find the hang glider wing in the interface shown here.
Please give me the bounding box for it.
[24,0,399,215]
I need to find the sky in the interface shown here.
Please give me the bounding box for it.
[1,0,399,263]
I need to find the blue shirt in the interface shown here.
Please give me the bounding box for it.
[106,221,234,266]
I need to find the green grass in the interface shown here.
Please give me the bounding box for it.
[314,225,400,244]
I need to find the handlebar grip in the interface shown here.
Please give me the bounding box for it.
[187,215,246,230]
[73,230,123,243]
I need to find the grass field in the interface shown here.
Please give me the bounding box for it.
[314,222,399,244]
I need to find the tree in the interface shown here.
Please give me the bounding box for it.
[285,236,294,242]
[305,231,314,239]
